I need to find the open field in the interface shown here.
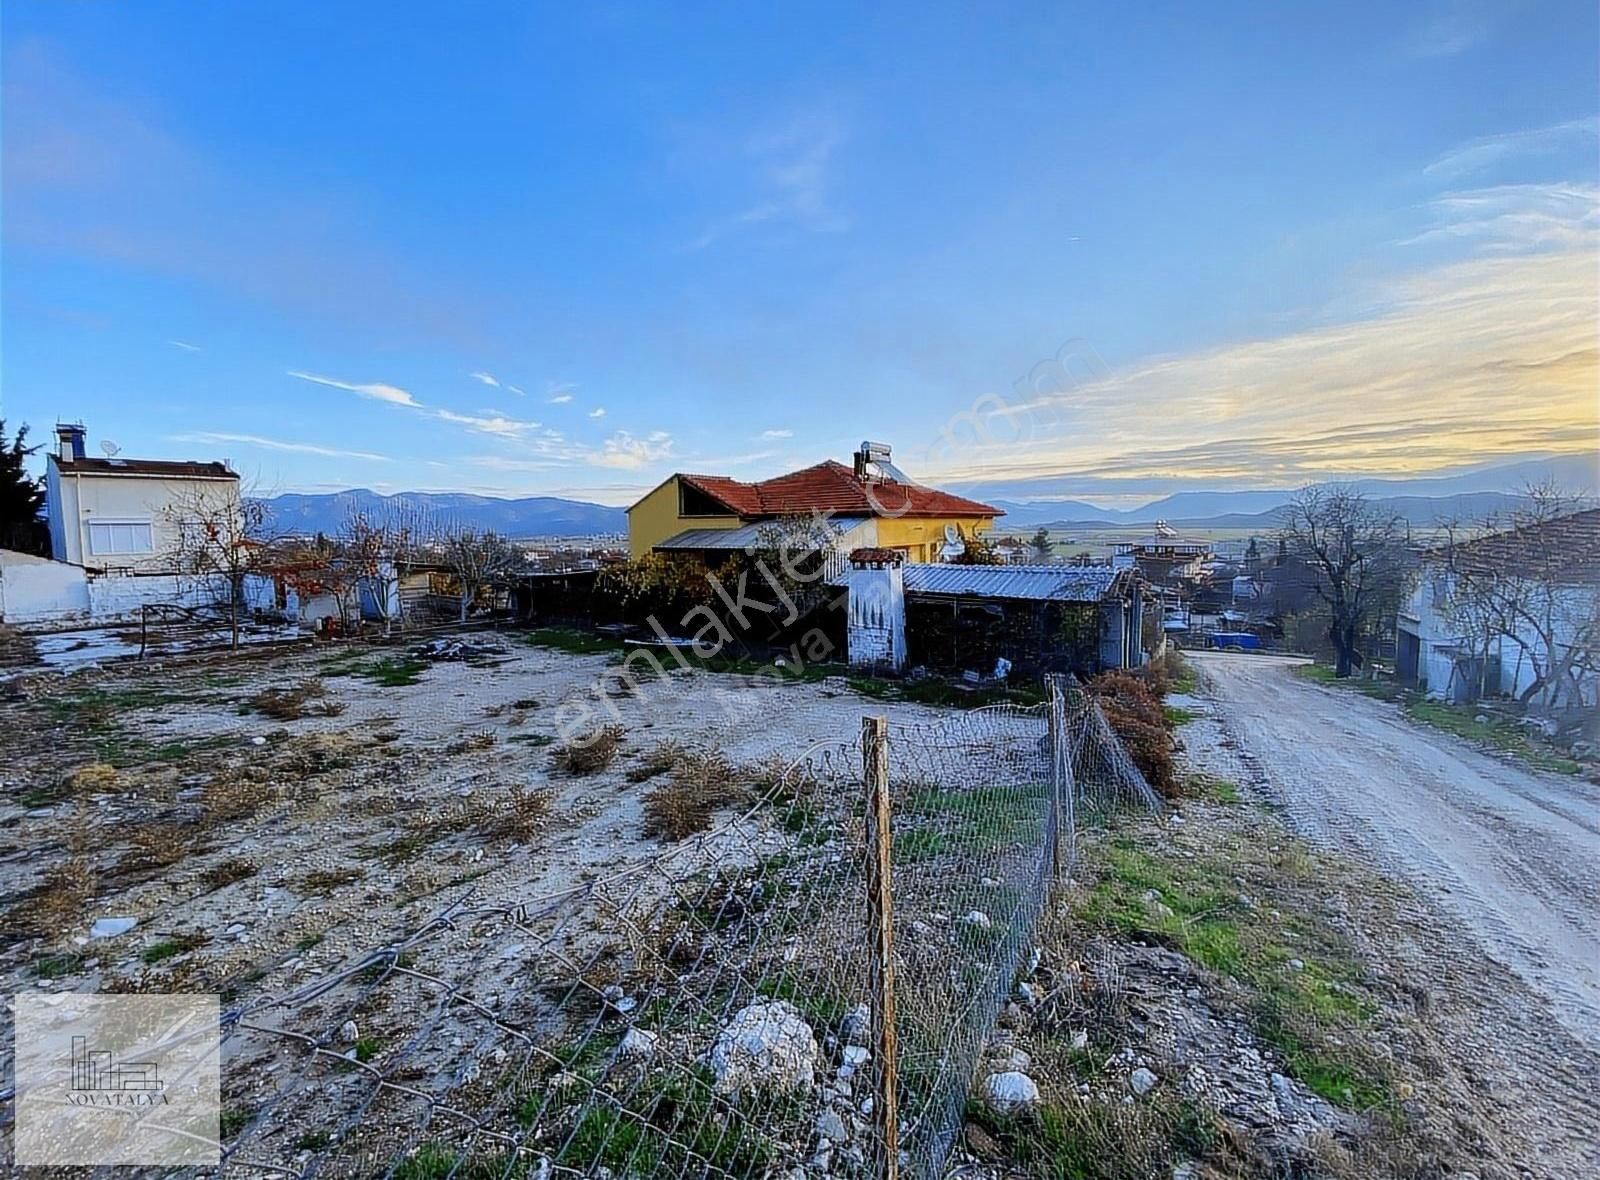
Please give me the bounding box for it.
[0,631,1056,1173]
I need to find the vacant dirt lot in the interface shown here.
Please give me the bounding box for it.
[0,631,972,1170]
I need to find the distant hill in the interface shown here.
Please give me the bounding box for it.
[260,489,627,538]
[974,455,1598,532]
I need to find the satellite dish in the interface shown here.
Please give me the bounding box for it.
[99,440,122,457]
[938,523,966,561]
[944,524,961,543]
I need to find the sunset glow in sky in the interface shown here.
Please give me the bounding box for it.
[3,3,1596,506]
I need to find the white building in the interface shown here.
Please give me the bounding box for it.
[1396,509,1599,709]
[45,423,240,571]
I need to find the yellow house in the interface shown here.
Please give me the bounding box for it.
[627,446,1002,562]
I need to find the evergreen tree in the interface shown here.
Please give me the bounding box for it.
[0,420,47,555]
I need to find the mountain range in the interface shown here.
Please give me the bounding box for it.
[259,489,627,538]
[258,454,1596,538]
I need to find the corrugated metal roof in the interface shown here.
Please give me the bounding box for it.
[657,516,870,552]
[900,563,1124,602]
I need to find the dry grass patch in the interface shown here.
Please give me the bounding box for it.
[249,679,346,720]
[481,787,556,844]
[626,740,684,783]
[68,762,120,793]
[551,725,624,776]
[300,866,366,893]
[447,730,497,755]
[202,772,276,824]
[199,858,259,891]
[642,752,746,841]
[117,823,195,878]
[10,856,95,939]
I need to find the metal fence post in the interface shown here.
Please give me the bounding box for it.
[862,714,899,1180]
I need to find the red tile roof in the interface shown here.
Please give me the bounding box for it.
[678,461,1001,520]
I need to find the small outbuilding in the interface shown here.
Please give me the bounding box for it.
[844,551,1145,677]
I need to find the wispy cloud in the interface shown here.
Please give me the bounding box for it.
[169,339,201,352]
[920,182,1599,498]
[759,428,793,439]
[469,370,501,387]
[589,430,674,470]
[170,430,391,462]
[588,407,606,418]
[288,370,420,407]
[1424,118,1599,180]
[1404,0,1496,58]
[433,407,543,439]
[548,393,574,404]
[690,109,850,249]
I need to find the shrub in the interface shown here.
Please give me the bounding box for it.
[627,741,684,783]
[551,725,624,775]
[482,787,555,844]
[642,752,745,841]
[1088,670,1178,798]
[249,679,344,720]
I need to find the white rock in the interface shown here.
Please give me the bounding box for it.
[250,736,267,746]
[815,1109,848,1143]
[1130,1067,1159,1096]
[89,917,137,939]
[841,1045,870,1068]
[1288,958,1305,972]
[982,1070,1041,1114]
[839,1003,871,1047]
[709,1001,817,1096]
[1069,1029,1089,1051]
[962,910,992,930]
[338,1020,359,1044]
[617,1028,658,1061]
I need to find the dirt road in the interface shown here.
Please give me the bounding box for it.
[1187,651,1600,1050]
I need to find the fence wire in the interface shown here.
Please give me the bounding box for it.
[31,684,1156,1180]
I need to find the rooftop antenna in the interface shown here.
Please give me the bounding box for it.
[99,439,122,458]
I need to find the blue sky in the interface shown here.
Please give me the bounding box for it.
[3,1,1596,507]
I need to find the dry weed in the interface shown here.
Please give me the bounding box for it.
[199,858,258,891]
[202,772,276,824]
[642,751,746,841]
[250,679,345,720]
[301,866,365,893]
[118,823,194,878]
[626,740,684,783]
[481,787,555,844]
[68,762,120,793]
[551,725,624,775]
[11,856,94,938]
[447,730,497,755]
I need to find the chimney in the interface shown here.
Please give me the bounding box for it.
[56,422,86,462]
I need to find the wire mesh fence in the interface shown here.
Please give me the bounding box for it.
[46,678,1155,1179]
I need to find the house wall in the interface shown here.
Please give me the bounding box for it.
[46,462,240,572]
[0,549,91,627]
[876,515,994,563]
[627,477,742,558]
[1400,564,1599,707]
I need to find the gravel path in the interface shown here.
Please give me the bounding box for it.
[1186,651,1600,1050]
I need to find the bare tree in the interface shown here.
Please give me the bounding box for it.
[161,483,276,648]
[1438,482,1599,711]
[1277,485,1409,678]
[339,505,427,636]
[439,524,522,622]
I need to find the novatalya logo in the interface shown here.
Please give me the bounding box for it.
[67,1035,170,1108]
